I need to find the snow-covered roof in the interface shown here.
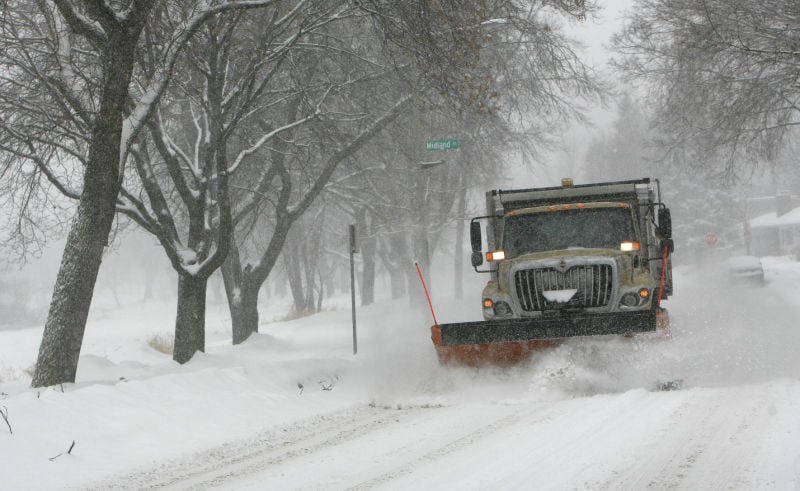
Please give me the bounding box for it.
[749,206,800,228]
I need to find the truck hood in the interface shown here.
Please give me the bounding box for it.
[505,248,628,263]
[496,248,629,282]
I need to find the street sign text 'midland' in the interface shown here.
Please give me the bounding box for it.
[425,139,459,151]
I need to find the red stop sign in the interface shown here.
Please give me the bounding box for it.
[705,232,718,248]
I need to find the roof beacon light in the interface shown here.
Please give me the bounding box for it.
[561,177,574,187]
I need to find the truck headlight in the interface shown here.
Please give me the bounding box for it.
[619,288,650,308]
[620,292,639,307]
[493,301,513,317]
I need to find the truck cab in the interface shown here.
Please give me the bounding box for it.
[472,178,673,323]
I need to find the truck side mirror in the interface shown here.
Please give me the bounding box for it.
[470,221,483,266]
[470,221,482,252]
[658,208,672,239]
[471,251,484,267]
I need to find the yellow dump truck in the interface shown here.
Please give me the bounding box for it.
[432,178,674,366]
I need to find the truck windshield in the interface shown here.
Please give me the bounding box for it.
[502,207,636,257]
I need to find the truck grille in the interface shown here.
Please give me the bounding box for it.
[514,264,614,312]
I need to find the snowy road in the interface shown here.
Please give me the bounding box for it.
[73,259,800,490]
[100,383,800,490]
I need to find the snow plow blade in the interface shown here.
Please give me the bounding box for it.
[431,309,666,367]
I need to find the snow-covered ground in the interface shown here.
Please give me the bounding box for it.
[2,256,800,489]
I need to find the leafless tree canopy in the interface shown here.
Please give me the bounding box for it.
[614,0,800,179]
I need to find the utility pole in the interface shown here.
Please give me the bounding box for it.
[414,160,446,304]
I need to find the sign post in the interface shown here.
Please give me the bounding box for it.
[705,232,718,248]
[349,224,358,355]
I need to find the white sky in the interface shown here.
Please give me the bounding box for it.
[511,0,637,186]
[571,0,635,72]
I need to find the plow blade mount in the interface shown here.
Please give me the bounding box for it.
[431,309,665,367]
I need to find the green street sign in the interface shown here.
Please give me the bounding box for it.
[425,139,459,151]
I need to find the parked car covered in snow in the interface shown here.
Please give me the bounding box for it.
[724,255,765,285]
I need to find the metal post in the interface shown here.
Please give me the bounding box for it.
[349,224,358,355]
[414,160,445,305]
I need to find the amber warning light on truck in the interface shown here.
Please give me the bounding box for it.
[485,250,505,261]
[620,241,641,251]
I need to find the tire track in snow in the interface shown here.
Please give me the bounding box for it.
[600,385,787,490]
[91,382,800,490]
[344,405,548,491]
[91,403,435,490]
[96,398,553,490]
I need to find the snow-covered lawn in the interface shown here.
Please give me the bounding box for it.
[2,256,800,489]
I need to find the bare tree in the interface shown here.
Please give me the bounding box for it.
[221,92,414,343]
[119,5,408,348]
[115,4,342,362]
[613,0,800,179]
[0,0,295,387]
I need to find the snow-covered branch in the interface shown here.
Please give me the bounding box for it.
[50,0,107,46]
[52,13,92,126]
[227,111,318,176]
[0,133,81,201]
[120,0,289,167]
[288,94,412,219]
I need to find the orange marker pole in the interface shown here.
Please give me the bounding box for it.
[657,246,668,307]
[415,261,439,326]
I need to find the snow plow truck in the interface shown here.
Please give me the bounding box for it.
[431,178,674,366]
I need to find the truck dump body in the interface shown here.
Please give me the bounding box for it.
[493,179,650,209]
[432,178,673,366]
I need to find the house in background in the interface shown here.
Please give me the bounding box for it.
[747,194,800,257]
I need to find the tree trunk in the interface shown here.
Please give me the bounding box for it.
[454,178,467,299]
[173,274,208,364]
[380,232,409,300]
[31,33,137,387]
[406,263,423,307]
[222,248,262,344]
[143,263,155,302]
[230,284,259,345]
[389,267,406,299]
[239,286,260,339]
[357,209,376,305]
[31,190,117,386]
[303,255,315,312]
[410,231,429,308]
[285,252,305,314]
[224,221,289,340]
[361,249,376,305]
